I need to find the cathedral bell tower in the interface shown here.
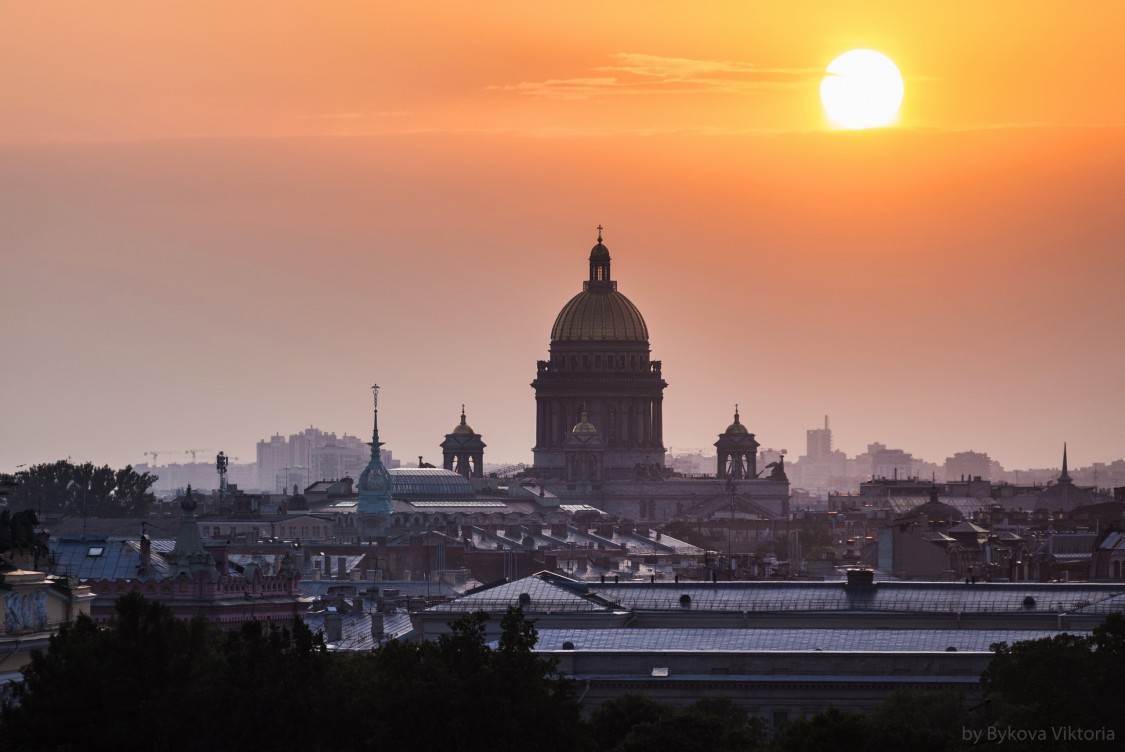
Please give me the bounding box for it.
[441,405,486,479]
[715,406,760,480]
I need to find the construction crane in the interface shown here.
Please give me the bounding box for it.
[144,451,177,465]
[184,449,215,463]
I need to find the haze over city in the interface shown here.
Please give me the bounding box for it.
[3,2,1123,474]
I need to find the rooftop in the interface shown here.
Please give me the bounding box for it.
[531,627,1083,654]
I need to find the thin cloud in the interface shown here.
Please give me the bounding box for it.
[489,52,819,99]
[293,111,414,120]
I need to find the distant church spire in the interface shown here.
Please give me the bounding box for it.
[358,383,394,515]
[369,383,383,458]
[1059,442,1072,484]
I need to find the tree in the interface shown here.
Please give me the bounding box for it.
[771,706,872,752]
[589,694,666,751]
[5,460,157,518]
[0,592,330,751]
[592,695,763,752]
[0,592,223,750]
[321,606,590,752]
[2,599,590,751]
[982,612,1124,751]
[867,689,968,752]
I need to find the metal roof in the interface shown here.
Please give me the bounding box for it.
[426,572,616,613]
[49,536,174,580]
[531,628,1084,654]
[585,580,1125,615]
[304,608,414,651]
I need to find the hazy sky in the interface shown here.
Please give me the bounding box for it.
[3,1,1123,474]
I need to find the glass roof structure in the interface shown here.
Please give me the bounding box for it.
[389,468,475,499]
[885,496,991,518]
[409,501,508,508]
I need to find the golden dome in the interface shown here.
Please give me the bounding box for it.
[725,406,749,434]
[572,406,597,434]
[550,230,650,342]
[451,405,475,435]
[551,290,649,341]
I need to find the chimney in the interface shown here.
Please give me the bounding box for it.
[324,612,343,642]
[338,557,346,579]
[139,533,151,575]
[845,568,876,593]
[371,612,385,639]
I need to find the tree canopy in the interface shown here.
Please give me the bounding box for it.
[0,596,587,752]
[981,612,1124,751]
[3,460,157,518]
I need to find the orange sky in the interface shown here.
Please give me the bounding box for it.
[2,2,1124,473]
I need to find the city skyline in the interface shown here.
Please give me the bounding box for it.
[3,3,1124,473]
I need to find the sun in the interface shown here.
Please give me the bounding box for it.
[820,49,904,129]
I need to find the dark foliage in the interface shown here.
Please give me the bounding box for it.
[0,592,325,751]
[6,460,157,518]
[1,598,586,752]
[980,611,1124,751]
[591,694,761,752]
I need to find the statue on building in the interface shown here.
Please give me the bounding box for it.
[766,456,788,482]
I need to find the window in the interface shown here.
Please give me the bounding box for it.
[86,546,104,557]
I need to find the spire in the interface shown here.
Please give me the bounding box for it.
[460,404,467,426]
[734,404,740,425]
[1059,442,1072,484]
[597,224,603,243]
[368,383,383,460]
[358,383,394,516]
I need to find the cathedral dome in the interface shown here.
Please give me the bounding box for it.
[550,230,649,342]
[571,407,597,434]
[551,289,649,341]
[450,406,475,435]
[724,407,749,435]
